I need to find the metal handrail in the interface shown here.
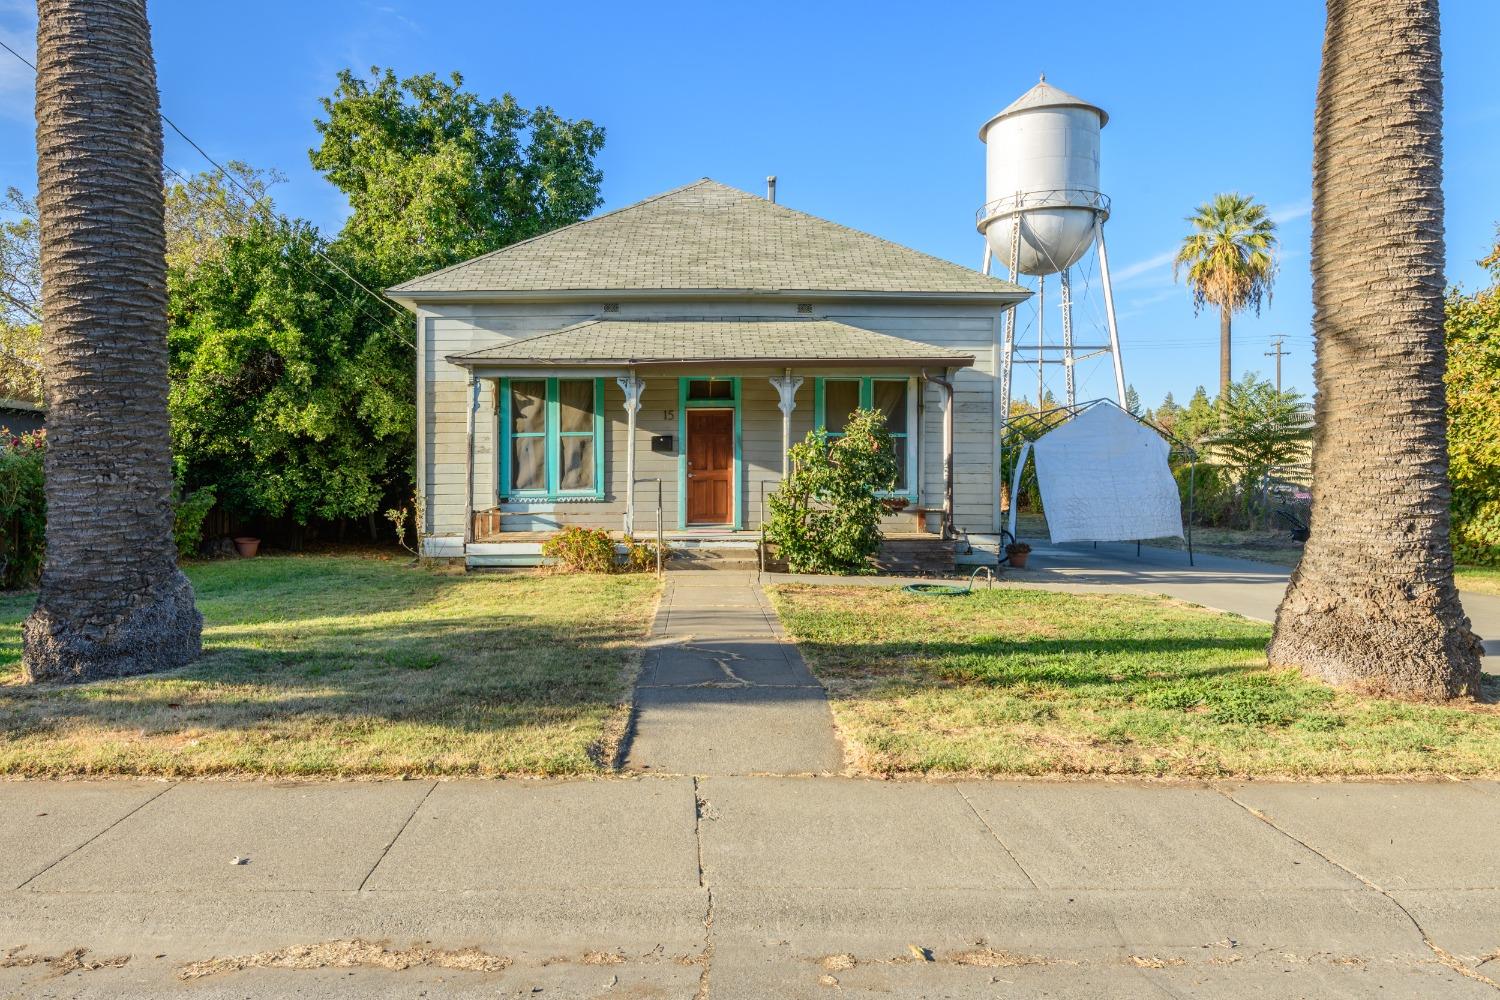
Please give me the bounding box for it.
[633,477,664,577]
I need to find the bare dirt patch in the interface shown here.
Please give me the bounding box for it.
[175,939,512,980]
[0,946,128,978]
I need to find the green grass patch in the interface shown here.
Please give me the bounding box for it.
[768,584,1500,778]
[0,554,660,777]
[1457,565,1500,597]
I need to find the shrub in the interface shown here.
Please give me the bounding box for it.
[621,535,663,573]
[765,408,899,574]
[542,525,616,573]
[173,481,217,558]
[1174,462,1235,528]
[0,428,45,588]
[540,526,662,574]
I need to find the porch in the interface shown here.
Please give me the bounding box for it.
[433,317,977,559]
[456,527,961,574]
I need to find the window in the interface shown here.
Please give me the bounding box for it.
[499,378,604,499]
[815,377,916,496]
[686,378,735,401]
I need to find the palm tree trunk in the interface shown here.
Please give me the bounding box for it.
[1268,0,1480,699]
[23,0,201,681]
[1219,303,1232,406]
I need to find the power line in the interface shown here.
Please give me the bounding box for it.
[0,37,415,350]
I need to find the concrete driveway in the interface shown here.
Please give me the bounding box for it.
[3,777,1500,997]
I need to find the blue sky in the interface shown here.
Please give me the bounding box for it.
[2,0,1498,407]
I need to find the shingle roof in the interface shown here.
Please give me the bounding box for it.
[389,179,1024,298]
[445,318,975,367]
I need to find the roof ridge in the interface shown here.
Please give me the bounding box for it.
[387,179,717,293]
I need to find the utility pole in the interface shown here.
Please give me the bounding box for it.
[1265,336,1290,392]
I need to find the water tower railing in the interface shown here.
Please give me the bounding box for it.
[975,188,1111,229]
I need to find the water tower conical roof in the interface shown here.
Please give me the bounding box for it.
[978,78,1108,139]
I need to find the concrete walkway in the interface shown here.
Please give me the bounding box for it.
[622,569,842,775]
[4,777,1500,997]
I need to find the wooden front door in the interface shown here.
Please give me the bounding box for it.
[686,409,734,524]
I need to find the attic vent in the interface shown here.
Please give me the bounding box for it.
[796,303,813,314]
[602,302,620,313]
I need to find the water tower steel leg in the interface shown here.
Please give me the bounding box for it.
[1037,273,1045,412]
[981,243,993,276]
[1060,267,1076,407]
[997,217,1020,424]
[996,218,1020,525]
[1095,219,1128,406]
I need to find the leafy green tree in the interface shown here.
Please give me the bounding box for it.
[1446,236,1500,565]
[0,188,43,404]
[1208,373,1312,491]
[766,409,899,574]
[1125,383,1142,416]
[1154,391,1181,437]
[1174,386,1220,447]
[1175,193,1278,404]
[310,67,606,285]
[168,217,412,525]
[163,160,282,277]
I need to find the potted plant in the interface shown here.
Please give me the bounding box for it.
[233,536,260,558]
[1005,540,1032,569]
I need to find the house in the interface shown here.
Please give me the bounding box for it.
[0,398,44,436]
[386,179,1028,567]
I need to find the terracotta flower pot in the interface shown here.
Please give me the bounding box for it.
[1008,550,1029,569]
[233,536,261,558]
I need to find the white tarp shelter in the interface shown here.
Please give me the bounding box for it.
[1008,402,1183,544]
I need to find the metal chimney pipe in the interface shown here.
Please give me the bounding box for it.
[766,175,777,203]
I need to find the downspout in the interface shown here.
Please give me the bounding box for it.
[921,370,955,540]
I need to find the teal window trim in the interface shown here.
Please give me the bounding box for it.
[677,377,742,529]
[497,376,605,502]
[812,376,918,499]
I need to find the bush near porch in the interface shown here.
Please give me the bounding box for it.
[0,554,659,777]
[769,584,1500,778]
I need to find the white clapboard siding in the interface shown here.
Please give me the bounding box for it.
[419,300,1007,537]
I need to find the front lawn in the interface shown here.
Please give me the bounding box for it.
[770,584,1500,777]
[0,555,660,777]
[1457,565,1500,597]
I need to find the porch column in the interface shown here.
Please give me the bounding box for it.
[464,373,479,546]
[617,374,646,536]
[768,371,803,479]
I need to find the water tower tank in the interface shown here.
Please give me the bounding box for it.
[978,78,1109,276]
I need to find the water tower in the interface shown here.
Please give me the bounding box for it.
[978,76,1127,414]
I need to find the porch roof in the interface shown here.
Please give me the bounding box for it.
[444,318,975,369]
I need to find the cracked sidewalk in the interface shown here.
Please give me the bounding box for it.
[5,776,1500,997]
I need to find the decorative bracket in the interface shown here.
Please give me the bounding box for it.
[769,374,803,417]
[616,374,646,415]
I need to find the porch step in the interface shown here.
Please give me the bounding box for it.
[667,546,761,570]
[874,535,957,576]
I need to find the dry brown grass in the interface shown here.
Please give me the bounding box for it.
[0,554,660,777]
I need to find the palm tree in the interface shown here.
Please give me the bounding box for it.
[1174,193,1278,405]
[23,0,201,681]
[1268,0,1480,699]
